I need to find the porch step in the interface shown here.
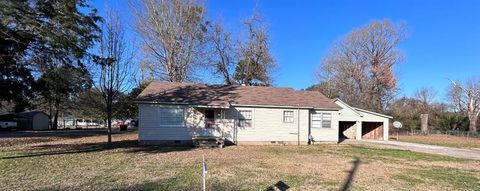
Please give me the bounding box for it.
[192,136,225,148]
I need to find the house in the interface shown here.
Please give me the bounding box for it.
[135,81,391,145]
[17,111,50,130]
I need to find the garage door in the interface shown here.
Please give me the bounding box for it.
[362,122,383,140]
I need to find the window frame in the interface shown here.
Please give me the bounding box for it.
[238,110,252,128]
[321,113,332,128]
[158,107,185,128]
[283,110,294,123]
[311,112,332,129]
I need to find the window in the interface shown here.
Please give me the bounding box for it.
[159,108,185,127]
[322,113,332,128]
[311,112,332,128]
[311,113,322,129]
[238,110,252,127]
[283,111,294,123]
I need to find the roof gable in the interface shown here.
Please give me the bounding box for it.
[334,99,363,117]
[334,98,393,119]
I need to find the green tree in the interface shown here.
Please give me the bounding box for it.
[0,0,100,110]
[34,65,91,129]
[115,81,150,120]
[234,12,275,86]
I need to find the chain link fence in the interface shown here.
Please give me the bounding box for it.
[397,128,480,138]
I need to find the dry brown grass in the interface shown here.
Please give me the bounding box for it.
[0,131,479,191]
[396,134,480,149]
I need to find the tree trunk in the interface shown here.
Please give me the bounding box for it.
[107,98,112,145]
[52,109,59,130]
[468,114,477,133]
[420,114,428,135]
[48,101,53,129]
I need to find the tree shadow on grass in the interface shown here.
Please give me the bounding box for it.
[340,158,361,191]
[265,180,290,191]
[0,140,194,160]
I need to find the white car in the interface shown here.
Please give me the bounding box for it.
[0,121,17,129]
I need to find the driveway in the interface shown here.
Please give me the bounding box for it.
[349,140,480,160]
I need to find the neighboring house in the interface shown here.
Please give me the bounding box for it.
[0,113,24,130]
[17,111,50,130]
[136,81,391,145]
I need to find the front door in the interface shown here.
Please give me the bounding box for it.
[205,110,215,129]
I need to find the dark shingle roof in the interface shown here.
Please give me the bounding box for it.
[136,81,340,109]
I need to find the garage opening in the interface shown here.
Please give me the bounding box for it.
[339,121,356,141]
[362,122,383,140]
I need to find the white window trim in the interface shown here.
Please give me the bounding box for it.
[311,112,332,129]
[283,110,294,123]
[238,109,253,128]
[158,107,186,128]
[321,113,332,128]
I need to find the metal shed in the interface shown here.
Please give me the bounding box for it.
[17,111,50,130]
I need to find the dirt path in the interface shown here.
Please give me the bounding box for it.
[350,140,480,160]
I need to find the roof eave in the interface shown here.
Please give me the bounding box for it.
[354,107,393,119]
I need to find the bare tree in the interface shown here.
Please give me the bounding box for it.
[414,87,437,113]
[317,20,405,112]
[448,78,480,133]
[206,21,236,85]
[234,12,276,86]
[131,0,207,82]
[95,11,134,144]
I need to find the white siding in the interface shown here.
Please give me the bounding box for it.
[336,101,362,122]
[233,107,309,143]
[139,104,191,140]
[138,103,311,143]
[309,110,339,142]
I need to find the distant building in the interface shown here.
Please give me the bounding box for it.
[17,111,50,130]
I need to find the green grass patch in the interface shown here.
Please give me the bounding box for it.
[399,139,479,149]
[396,167,480,190]
[343,145,469,162]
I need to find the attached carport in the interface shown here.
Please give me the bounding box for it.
[335,99,392,141]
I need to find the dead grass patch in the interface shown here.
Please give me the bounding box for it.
[396,134,480,149]
[0,131,479,190]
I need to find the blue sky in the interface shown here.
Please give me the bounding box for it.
[91,0,480,100]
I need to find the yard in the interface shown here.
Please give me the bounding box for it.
[395,134,480,149]
[1,131,479,191]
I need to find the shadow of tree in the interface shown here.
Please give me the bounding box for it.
[0,128,110,138]
[0,140,194,160]
[265,180,290,191]
[138,83,240,107]
[340,158,361,191]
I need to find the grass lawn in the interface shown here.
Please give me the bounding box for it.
[1,131,479,191]
[394,134,480,149]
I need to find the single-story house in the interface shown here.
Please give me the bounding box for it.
[17,111,50,130]
[135,81,391,145]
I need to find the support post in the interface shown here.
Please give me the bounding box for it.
[356,121,362,140]
[383,120,389,141]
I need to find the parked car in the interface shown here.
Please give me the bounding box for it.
[0,121,17,130]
